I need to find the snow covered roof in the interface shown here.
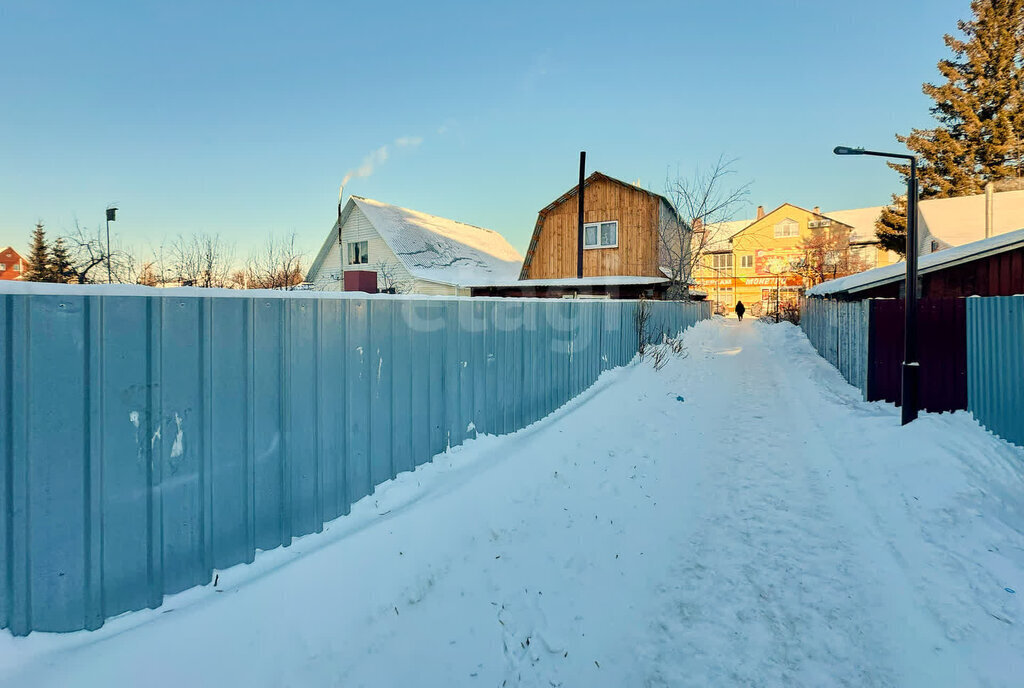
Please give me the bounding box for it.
[806,226,1024,297]
[307,197,523,288]
[821,206,886,243]
[917,189,1024,254]
[698,219,750,252]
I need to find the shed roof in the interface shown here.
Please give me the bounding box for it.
[806,226,1024,297]
[307,196,523,288]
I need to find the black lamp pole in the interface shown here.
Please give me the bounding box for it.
[105,206,118,284]
[833,146,919,424]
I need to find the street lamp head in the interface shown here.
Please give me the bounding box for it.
[833,146,865,156]
[106,207,118,222]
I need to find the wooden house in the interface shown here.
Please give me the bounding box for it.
[0,247,25,281]
[306,196,522,295]
[484,172,686,298]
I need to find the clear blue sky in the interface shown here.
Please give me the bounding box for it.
[0,0,970,261]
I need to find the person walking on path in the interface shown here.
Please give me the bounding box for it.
[735,301,746,321]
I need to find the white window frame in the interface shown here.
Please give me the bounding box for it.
[583,220,618,249]
[347,240,369,265]
[773,219,800,238]
[710,253,733,271]
[740,255,754,269]
[0,263,5,271]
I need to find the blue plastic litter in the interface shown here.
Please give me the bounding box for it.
[676,395,685,402]
[1006,587,1016,594]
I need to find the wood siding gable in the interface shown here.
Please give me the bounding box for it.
[521,173,671,280]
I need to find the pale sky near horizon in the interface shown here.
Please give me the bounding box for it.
[1,0,971,263]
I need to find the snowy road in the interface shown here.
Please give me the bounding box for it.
[3,319,1024,687]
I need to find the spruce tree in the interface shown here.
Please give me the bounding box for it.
[879,0,1024,252]
[50,237,76,283]
[875,194,909,255]
[23,222,53,282]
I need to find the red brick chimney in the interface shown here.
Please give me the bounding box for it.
[813,206,821,215]
[692,217,704,231]
[756,205,765,220]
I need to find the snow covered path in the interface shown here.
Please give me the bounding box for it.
[3,319,1024,687]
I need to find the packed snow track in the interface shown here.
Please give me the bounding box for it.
[3,318,1023,687]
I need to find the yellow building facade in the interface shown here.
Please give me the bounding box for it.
[694,203,898,317]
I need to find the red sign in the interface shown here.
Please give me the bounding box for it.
[754,249,803,276]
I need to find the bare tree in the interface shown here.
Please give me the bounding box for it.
[790,225,869,287]
[243,232,306,290]
[659,157,750,300]
[60,220,116,283]
[373,260,412,294]
[168,233,236,288]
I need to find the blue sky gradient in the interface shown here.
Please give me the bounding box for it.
[1,0,970,259]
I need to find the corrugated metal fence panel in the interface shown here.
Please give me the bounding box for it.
[967,295,1024,448]
[800,298,869,399]
[0,293,706,635]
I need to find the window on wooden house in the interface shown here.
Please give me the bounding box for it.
[347,241,369,265]
[13,263,20,272]
[583,221,618,249]
[0,264,5,271]
[773,219,800,238]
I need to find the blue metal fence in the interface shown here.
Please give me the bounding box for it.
[804,294,1023,448]
[799,297,870,398]
[966,295,1024,448]
[0,290,708,635]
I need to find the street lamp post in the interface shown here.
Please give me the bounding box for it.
[833,146,919,425]
[105,206,118,284]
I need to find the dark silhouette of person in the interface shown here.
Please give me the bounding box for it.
[735,301,746,321]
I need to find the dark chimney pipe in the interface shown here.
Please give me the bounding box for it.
[577,151,586,279]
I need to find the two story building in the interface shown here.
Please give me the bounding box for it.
[470,172,688,298]
[696,203,901,315]
[0,247,25,281]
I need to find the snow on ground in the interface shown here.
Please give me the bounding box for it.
[2,319,1023,687]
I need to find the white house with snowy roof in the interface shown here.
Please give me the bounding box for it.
[305,196,523,295]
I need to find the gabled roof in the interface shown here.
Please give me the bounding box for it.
[705,203,856,249]
[519,172,683,280]
[307,196,523,287]
[806,226,1024,297]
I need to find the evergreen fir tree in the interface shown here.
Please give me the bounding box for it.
[894,0,1024,194]
[23,222,53,282]
[875,194,909,256]
[50,237,76,283]
[880,0,1024,249]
